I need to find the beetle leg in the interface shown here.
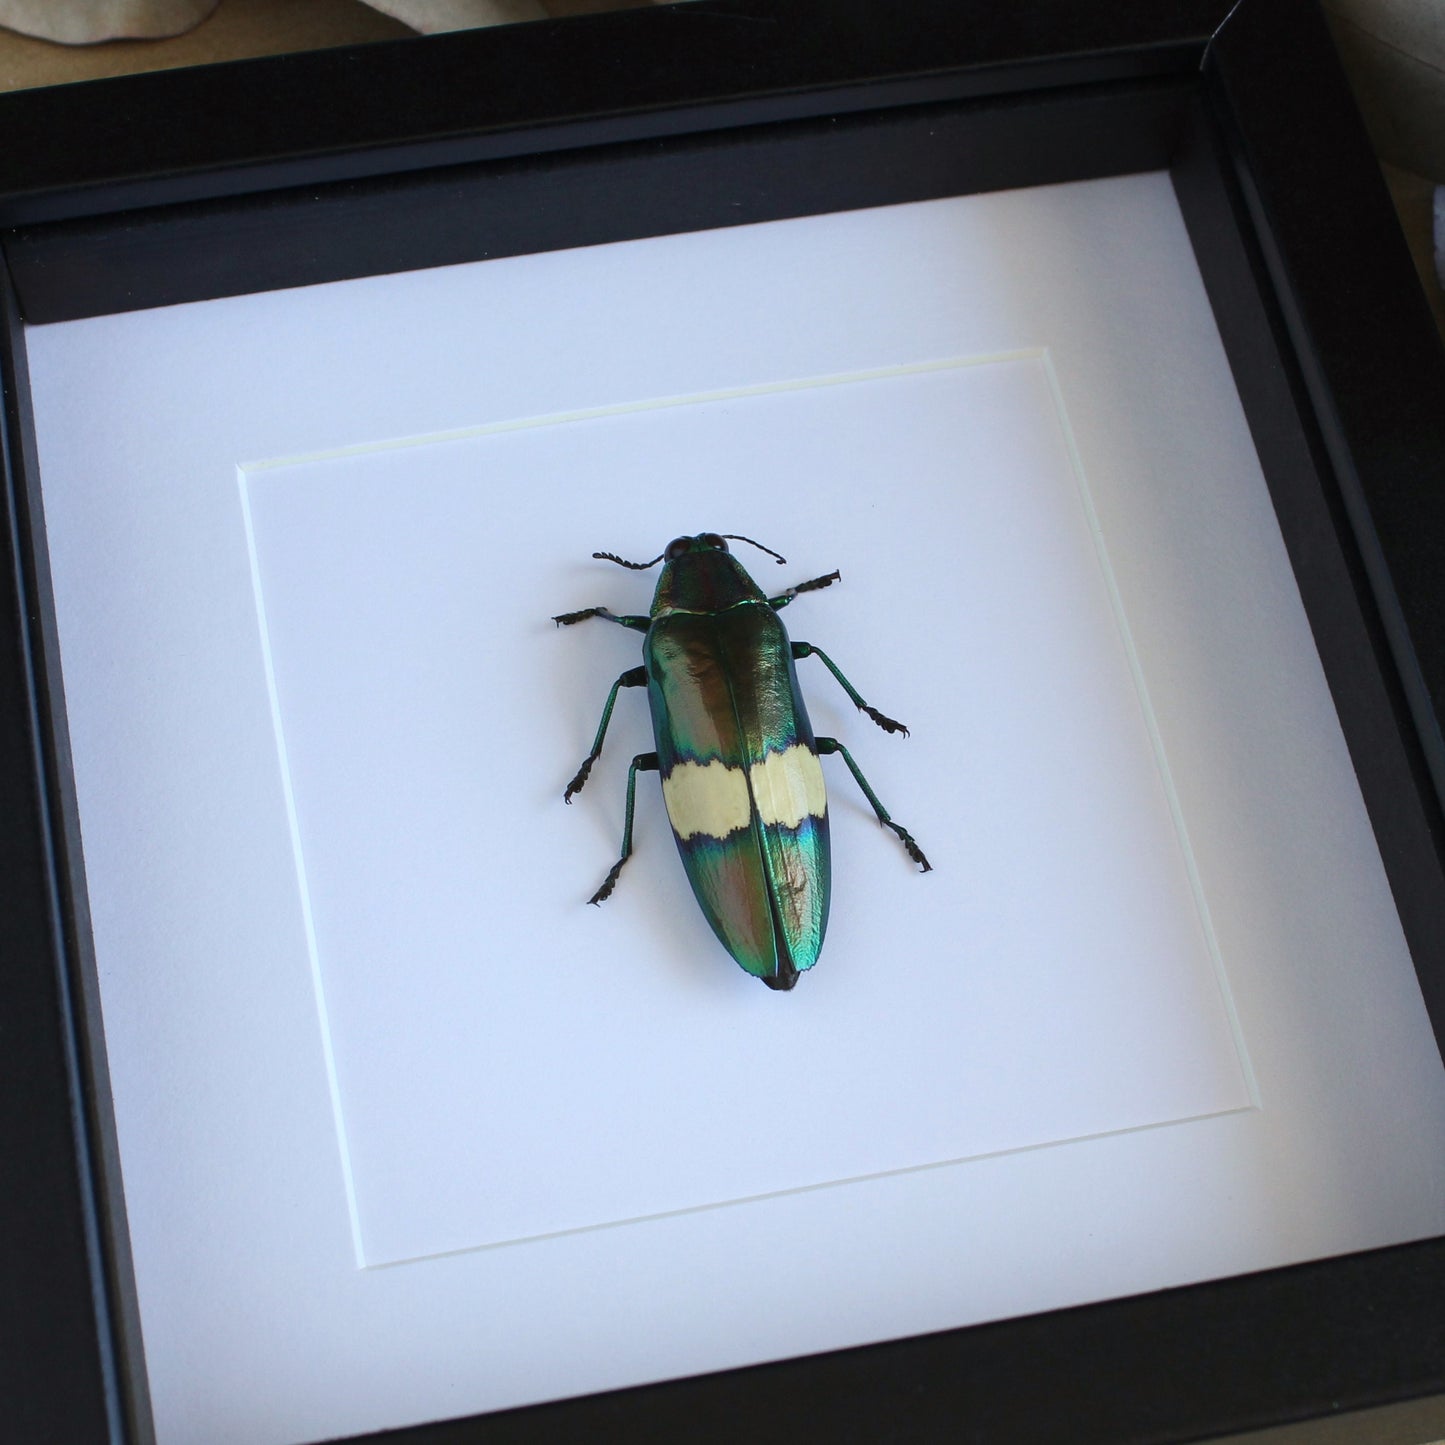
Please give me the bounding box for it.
[552,605,650,632]
[565,666,648,802]
[768,570,841,610]
[589,752,661,904]
[792,642,909,735]
[815,737,931,872]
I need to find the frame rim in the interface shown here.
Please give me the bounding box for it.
[0,0,1228,228]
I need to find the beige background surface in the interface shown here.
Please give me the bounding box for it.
[0,2,1441,1442]
[0,0,638,86]
[1325,0,1445,180]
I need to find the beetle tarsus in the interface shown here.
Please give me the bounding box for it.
[553,605,610,626]
[861,703,909,736]
[554,606,652,633]
[770,571,840,610]
[564,756,596,802]
[888,823,932,872]
[589,858,627,905]
[793,569,840,594]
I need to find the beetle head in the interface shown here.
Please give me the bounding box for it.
[650,533,775,616]
[590,534,786,615]
[664,532,728,562]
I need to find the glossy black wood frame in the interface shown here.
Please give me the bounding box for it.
[3,1,1444,1441]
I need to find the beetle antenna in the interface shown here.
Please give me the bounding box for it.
[721,534,787,565]
[593,550,664,570]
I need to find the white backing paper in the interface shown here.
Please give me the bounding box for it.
[241,353,1247,1264]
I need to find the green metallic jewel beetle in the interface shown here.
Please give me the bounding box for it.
[554,533,930,990]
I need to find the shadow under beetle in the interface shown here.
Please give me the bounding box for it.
[554,532,929,991]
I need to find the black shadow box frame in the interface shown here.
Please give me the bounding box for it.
[3,0,1445,1440]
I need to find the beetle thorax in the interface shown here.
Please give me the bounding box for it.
[650,549,768,618]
